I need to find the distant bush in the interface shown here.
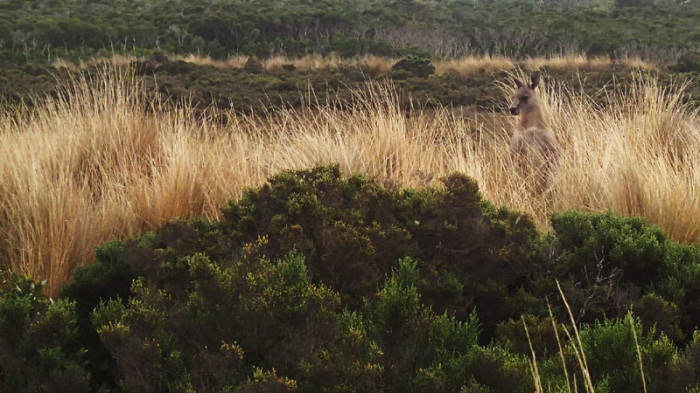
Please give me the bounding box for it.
[3,56,700,115]
[672,50,700,73]
[2,0,700,62]
[244,57,264,74]
[2,165,700,392]
[392,56,435,78]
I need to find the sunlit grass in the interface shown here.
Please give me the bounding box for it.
[52,53,660,74]
[1,66,697,295]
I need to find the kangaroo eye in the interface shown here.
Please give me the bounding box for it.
[520,96,529,101]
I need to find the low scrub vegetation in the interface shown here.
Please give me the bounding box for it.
[2,0,700,62]
[1,166,699,392]
[6,53,696,114]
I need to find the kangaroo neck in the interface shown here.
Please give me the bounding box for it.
[519,106,547,129]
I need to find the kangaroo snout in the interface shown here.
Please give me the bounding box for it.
[509,106,519,115]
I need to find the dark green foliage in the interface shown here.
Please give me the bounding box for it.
[550,211,700,338]
[392,57,435,79]
[2,165,700,392]
[86,252,489,392]
[0,275,90,392]
[3,0,700,113]
[238,368,299,393]
[496,314,565,358]
[673,332,700,391]
[672,50,700,73]
[1,0,700,63]
[633,293,684,342]
[243,57,264,74]
[577,314,678,393]
[215,166,547,334]
[552,212,666,287]
[656,241,700,341]
[90,251,342,392]
[59,238,147,390]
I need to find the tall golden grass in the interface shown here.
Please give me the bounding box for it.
[1,66,698,295]
[172,53,399,76]
[53,53,658,75]
[173,53,659,73]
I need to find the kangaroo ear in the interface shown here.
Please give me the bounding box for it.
[530,71,541,89]
[514,78,524,88]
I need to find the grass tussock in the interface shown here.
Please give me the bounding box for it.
[51,54,140,72]
[522,53,658,72]
[437,53,658,75]
[169,53,395,75]
[434,55,517,74]
[1,67,698,295]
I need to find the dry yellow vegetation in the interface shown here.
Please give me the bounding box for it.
[175,53,660,73]
[1,66,697,295]
[53,53,659,75]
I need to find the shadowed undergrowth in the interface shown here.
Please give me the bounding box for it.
[2,165,699,392]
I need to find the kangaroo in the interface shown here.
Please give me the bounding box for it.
[509,71,560,193]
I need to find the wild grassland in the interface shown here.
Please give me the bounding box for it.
[170,53,660,73]
[1,66,698,295]
[53,53,660,75]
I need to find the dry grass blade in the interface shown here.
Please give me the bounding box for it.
[548,300,573,393]
[557,281,596,393]
[522,315,544,393]
[629,313,649,393]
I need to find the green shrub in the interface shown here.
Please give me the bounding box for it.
[238,368,298,393]
[244,57,264,74]
[550,211,700,339]
[217,166,547,332]
[672,50,700,73]
[59,238,146,389]
[3,165,700,392]
[577,313,679,393]
[552,211,666,287]
[633,293,684,342]
[0,275,90,392]
[496,314,565,358]
[392,56,435,79]
[672,331,700,391]
[86,250,490,392]
[90,251,376,392]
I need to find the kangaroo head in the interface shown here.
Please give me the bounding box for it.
[509,71,542,116]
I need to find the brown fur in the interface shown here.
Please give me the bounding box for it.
[509,72,561,192]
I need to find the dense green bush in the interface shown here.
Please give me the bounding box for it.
[392,57,435,79]
[672,50,700,73]
[550,211,700,340]
[0,275,90,392]
[85,251,494,392]
[577,313,676,393]
[2,165,700,392]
